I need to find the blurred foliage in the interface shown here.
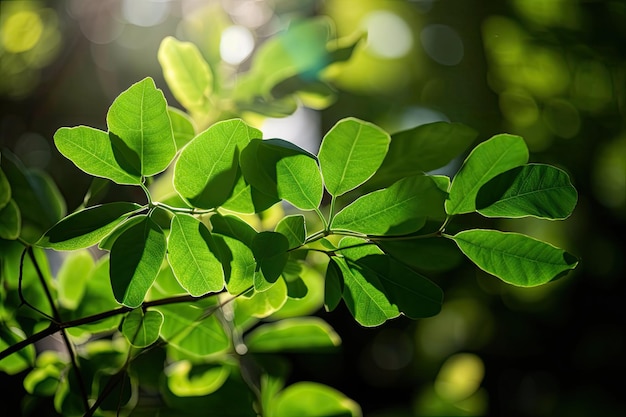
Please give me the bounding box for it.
[1,0,625,416]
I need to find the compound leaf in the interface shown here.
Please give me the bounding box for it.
[318,118,390,196]
[451,229,579,286]
[107,77,176,176]
[110,216,166,308]
[476,164,577,219]
[446,134,528,215]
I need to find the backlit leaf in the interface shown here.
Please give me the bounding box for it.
[476,164,577,219]
[110,216,166,307]
[318,118,390,196]
[122,308,164,347]
[236,277,288,318]
[53,126,142,185]
[275,215,306,249]
[37,202,142,250]
[245,317,340,353]
[0,199,20,240]
[252,231,289,292]
[174,119,262,209]
[57,250,94,310]
[446,134,528,215]
[451,229,579,286]
[158,36,213,115]
[331,174,446,235]
[167,214,224,296]
[270,382,361,417]
[367,121,477,189]
[167,361,230,397]
[169,107,196,149]
[107,77,176,176]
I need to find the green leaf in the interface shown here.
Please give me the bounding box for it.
[241,139,323,210]
[0,166,10,208]
[122,308,164,347]
[167,214,224,296]
[245,317,340,353]
[158,36,213,115]
[54,126,142,185]
[476,164,578,219]
[270,382,361,417]
[37,202,142,250]
[110,216,166,307]
[156,303,230,356]
[236,277,288,319]
[331,174,447,235]
[0,199,20,240]
[57,250,94,310]
[221,172,280,214]
[0,326,35,374]
[378,237,464,272]
[367,121,478,189]
[169,107,196,149]
[252,231,289,292]
[318,117,390,196]
[98,215,145,250]
[324,260,343,312]
[107,77,177,176]
[174,119,262,209]
[451,229,579,286]
[446,134,529,215]
[339,238,443,322]
[167,361,230,397]
[275,215,306,249]
[211,213,257,246]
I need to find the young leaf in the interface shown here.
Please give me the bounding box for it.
[37,202,142,250]
[158,36,213,115]
[270,382,361,417]
[367,121,478,189]
[331,174,447,235]
[110,216,166,308]
[0,199,20,240]
[53,126,142,185]
[174,119,262,209]
[107,77,177,176]
[476,164,578,219]
[451,229,579,286]
[275,215,306,249]
[252,231,289,292]
[446,134,529,215]
[318,117,390,196]
[121,308,164,347]
[244,317,341,353]
[56,250,94,310]
[167,214,224,296]
[156,303,230,356]
[241,139,323,210]
[169,107,196,149]
[167,361,230,397]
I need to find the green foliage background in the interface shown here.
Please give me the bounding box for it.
[1,0,625,416]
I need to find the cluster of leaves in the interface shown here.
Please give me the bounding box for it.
[1,23,578,417]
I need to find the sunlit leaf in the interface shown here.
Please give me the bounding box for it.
[110,216,166,307]
[0,199,20,240]
[37,202,142,250]
[446,134,529,215]
[168,214,224,296]
[331,174,446,235]
[270,382,361,417]
[236,278,288,319]
[53,126,142,185]
[57,250,94,310]
[275,214,306,249]
[107,77,177,176]
[451,229,579,286]
[167,361,230,397]
[252,231,289,292]
[221,173,280,214]
[98,215,145,251]
[0,326,35,374]
[156,303,230,357]
[210,213,257,246]
[169,107,196,149]
[23,352,65,396]
[122,308,164,347]
[241,139,323,210]
[245,317,340,353]
[476,164,578,219]
[174,119,262,209]
[367,122,478,190]
[378,237,464,272]
[318,117,390,196]
[158,36,213,115]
